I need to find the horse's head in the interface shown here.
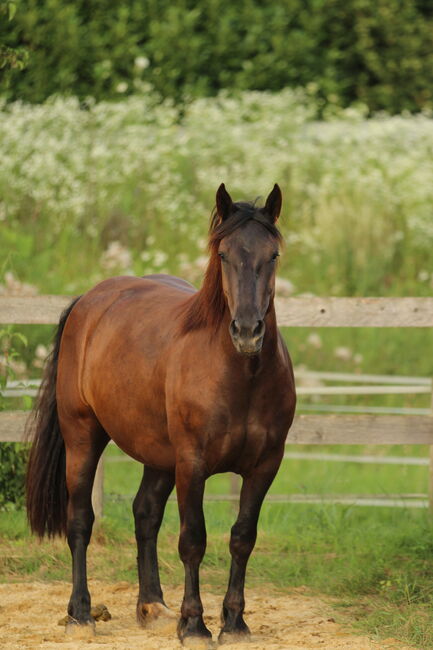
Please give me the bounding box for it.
[213,183,282,356]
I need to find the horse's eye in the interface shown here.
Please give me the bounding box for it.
[271,252,280,262]
[218,252,227,262]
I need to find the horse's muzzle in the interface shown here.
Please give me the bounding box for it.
[229,319,265,356]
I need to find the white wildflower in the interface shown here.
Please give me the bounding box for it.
[33,344,50,369]
[418,270,429,282]
[101,241,132,272]
[306,333,322,349]
[0,272,38,296]
[275,277,295,297]
[135,56,150,71]
[153,251,168,267]
[334,346,352,361]
[0,355,27,377]
[35,344,48,359]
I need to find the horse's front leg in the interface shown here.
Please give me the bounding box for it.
[176,457,212,646]
[219,453,283,644]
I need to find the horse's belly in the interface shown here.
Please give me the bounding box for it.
[92,397,176,471]
[109,429,176,471]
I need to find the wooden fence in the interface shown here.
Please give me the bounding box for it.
[1,295,433,517]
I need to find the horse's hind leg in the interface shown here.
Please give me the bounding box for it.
[62,414,109,632]
[133,465,176,630]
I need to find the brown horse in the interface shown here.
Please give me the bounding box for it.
[26,183,296,646]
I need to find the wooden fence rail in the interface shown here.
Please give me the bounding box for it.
[1,294,432,516]
[1,295,433,327]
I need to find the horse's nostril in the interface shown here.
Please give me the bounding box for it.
[253,320,265,339]
[230,320,240,337]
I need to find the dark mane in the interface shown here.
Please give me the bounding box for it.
[179,201,282,335]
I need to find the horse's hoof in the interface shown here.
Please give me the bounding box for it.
[218,630,251,645]
[178,616,213,648]
[65,619,96,638]
[91,603,112,622]
[137,601,177,633]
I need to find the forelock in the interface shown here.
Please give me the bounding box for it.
[209,200,281,249]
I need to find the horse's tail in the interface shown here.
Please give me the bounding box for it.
[26,296,81,538]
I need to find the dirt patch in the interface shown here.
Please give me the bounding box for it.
[0,581,413,649]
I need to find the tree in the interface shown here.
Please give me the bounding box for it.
[0,1,27,71]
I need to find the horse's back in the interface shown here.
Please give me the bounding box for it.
[144,273,196,294]
[60,274,194,365]
[69,273,194,325]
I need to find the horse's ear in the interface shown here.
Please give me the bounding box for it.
[216,183,234,222]
[263,184,282,223]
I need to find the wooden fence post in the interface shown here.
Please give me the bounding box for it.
[230,473,240,508]
[91,456,104,521]
[429,382,433,516]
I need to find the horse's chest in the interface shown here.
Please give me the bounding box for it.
[168,355,294,474]
[205,395,285,473]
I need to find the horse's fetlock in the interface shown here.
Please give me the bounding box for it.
[181,596,204,620]
[68,590,91,622]
[223,595,245,613]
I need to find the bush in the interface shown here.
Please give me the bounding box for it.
[1,0,433,112]
[0,327,28,510]
[0,443,27,509]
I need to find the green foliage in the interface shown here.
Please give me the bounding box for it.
[0,443,27,510]
[1,0,433,112]
[0,327,28,510]
[0,1,28,72]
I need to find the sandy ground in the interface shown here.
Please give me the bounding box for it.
[0,581,414,650]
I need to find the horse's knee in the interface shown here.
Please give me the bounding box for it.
[134,511,161,542]
[134,494,165,540]
[67,508,94,549]
[178,524,206,565]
